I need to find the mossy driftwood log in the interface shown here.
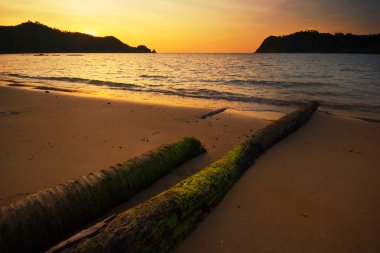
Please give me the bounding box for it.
[49,102,319,253]
[0,137,205,253]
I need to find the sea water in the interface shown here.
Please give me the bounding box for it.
[1,53,379,119]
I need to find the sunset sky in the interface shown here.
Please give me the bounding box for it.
[1,0,379,53]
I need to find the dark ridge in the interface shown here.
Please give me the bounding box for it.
[0,21,156,54]
[256,30,380,54]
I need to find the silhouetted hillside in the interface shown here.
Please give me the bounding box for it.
[256,31,380,54]
[0,21,155,53]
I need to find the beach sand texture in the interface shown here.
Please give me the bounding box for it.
[1,85,379,252]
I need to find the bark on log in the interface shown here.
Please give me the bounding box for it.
[49,102,319,253]
[0,137,205,253]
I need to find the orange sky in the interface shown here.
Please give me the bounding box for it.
[1,0,379,53]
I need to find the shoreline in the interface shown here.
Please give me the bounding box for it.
[1,79,379,124]
[0,79,285,121]
[318,109,380,124]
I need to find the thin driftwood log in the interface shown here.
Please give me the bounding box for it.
[0,137,205,253]
[49,101,319,253]
[200,107,227,119]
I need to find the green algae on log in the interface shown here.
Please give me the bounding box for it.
[0,137,205,253]
[49,101,319,253]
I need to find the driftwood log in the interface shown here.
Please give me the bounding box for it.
[49,101,319,253]
[200,108,227,119]
[0,137,205,253]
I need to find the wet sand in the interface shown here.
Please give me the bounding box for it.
[1,85,379,252]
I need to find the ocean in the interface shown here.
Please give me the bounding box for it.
[1,53,379,119]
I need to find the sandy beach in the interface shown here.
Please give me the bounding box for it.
[0,85,268,202]
[1,85,379,252]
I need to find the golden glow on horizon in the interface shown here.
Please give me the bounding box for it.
[84,30,98,37]
[0,0,379,53]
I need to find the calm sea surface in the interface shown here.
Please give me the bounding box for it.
[1,53,379,119]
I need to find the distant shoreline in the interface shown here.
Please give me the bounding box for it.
[256,30,380,54]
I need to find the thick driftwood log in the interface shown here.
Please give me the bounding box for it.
[0,137,205,253]
[49,102,319,253]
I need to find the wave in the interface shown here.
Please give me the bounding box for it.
[131,86,380,113]
[177,89,379,113]
[3,72,379,114]
[225,79,339,88]
[3,73,140,89]
[139,74,170,79]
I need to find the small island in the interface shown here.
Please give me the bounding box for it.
[256,30,380,54]
[0,21,155,54]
